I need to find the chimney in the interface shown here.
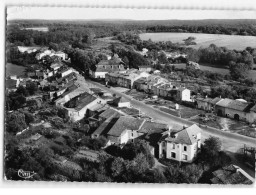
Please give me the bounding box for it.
[168,128,171,137]
[183,125,187,130]
[205,95,208,98]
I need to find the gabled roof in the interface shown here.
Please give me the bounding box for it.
[164,124,201,145]
[216,98,233,107]
[249,104,256,112]
[99,108,122,119]
[107,116,144,137]
[226,100,250,112]
[138,121,168,134]
[65,92,97,111]
[196,97,213,103]
[210,97,222,105]
[50,62,63,69]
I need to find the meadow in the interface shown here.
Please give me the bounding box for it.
[24,27,49,32]
[140,32,256,50]
[6,63,26,77]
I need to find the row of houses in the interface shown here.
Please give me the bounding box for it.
[90,106,202,162]
[36,49,67,60]
[196,97,256,123]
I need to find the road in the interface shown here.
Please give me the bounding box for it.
[86,79,256,151]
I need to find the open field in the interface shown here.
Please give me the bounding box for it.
[140,32,256,50]
[23,27,49,32]
[172,63,256,81]
[6,63,26,77]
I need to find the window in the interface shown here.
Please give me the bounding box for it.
[184,146,187,151]
[172,144,175,149]
[171,152,176,158]
[182,154,188,161]
[131,132,133,137]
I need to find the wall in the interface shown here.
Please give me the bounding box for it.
[225,107,248,122]
[62,69,73,77]
[180,89,191,101]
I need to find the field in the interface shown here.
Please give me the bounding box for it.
[172,63,256,81]
[140,32,256,50]
[24,27,49,32]
[6,63,26,77]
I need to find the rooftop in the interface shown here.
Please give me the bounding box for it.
[226,100,250,112]
[163,124,201,145]
[216,98,233,107]
[64,92,97,111]
[99,108,122,119]
[107,116,144,137]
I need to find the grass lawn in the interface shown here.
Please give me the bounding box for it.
[158,107,180,117]
[179,106,205,119]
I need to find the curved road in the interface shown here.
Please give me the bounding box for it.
[86,79,256,148]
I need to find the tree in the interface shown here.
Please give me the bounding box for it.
[203,136,221,156]
[111,157,125,178]
[24,112,35,125]
[158,52,168,64]
[6,112,27,134]
[26,82,38,95]
[229,62,249,80]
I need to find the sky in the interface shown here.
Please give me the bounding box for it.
[7,6,256,21]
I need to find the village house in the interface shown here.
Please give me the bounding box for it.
[6,78,19,93]
[91,108,123,138]
[157,83,173,97]
[215,98,235,117]
[105,116,169,150]
[196,97,213,111]
[36,49,66,60]
[167,87,191,102]
[89,54,126,79]
[106,116,145,145]
[158,124,202,162]
[138,65,153,72]
[106,69,150,89]
[50,62,64,73]
[58,68,73,78]
[133,77,148,91]
[54,84,81,107]
[112,96,131,108]
[63,92,106,122]
[17,46,42,53]
[186,61,200,69]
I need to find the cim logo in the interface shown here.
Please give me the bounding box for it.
[18,169,37,179]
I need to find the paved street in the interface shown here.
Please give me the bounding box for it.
[86,79,256,151]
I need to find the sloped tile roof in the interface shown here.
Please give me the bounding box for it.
[216,98,233,107]
[138,121,168,134]
[210,97,222,105]
[164,124,201,145]
[226,100,249,112]
[107,116,144,137]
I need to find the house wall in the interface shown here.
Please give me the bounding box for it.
[165,142,196,162]
[225,108,248,122]
[61,69,73,77]
[197,100,211,111]
[247,112,256,123]
[118,102,130,108]
[93,72,108,79]
[180,89,191,101]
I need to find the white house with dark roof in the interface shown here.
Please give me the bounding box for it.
[158,124,201,162]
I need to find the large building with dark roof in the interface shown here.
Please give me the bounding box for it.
[63,92,106,122]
